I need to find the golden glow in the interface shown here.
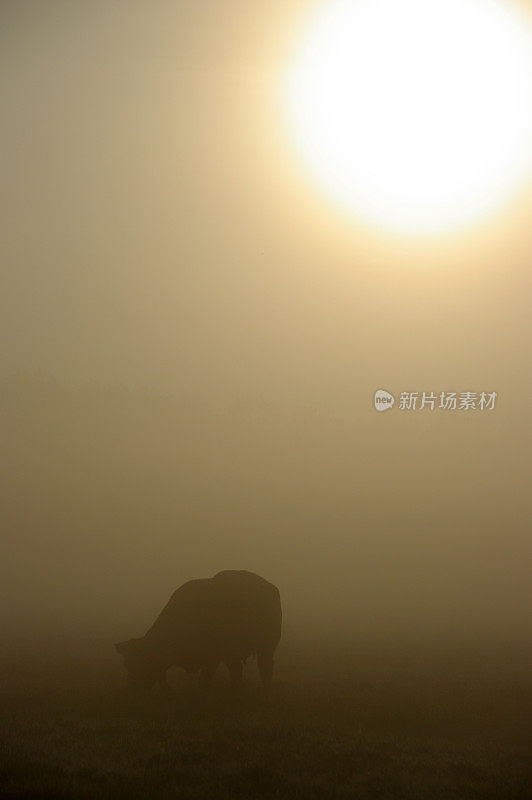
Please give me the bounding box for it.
[285,0,532,234]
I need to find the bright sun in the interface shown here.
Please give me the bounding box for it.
[285,0,532,234]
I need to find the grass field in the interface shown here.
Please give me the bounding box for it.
[1,639,530,799]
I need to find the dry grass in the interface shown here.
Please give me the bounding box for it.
[0,641,530,799]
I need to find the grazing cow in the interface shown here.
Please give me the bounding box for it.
[116,570,282,694]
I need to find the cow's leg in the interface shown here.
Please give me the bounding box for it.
[257,650,274,695]
[198,661,219,693]
[227,659,243,691]
[158,670,170,696]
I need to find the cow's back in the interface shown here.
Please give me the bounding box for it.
[146,571,281,665]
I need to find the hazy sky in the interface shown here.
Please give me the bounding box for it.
[1,1,531,646]
[2,0,530,398]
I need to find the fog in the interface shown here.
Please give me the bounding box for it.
[1,0,531,651]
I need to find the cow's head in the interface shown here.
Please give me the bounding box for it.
[115,638,158,692]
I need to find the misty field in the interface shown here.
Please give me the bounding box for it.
[1,641,530,800]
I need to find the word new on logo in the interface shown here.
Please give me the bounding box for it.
[374,389,395,412]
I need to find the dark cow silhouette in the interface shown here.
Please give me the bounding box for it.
[116,570,281,694]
